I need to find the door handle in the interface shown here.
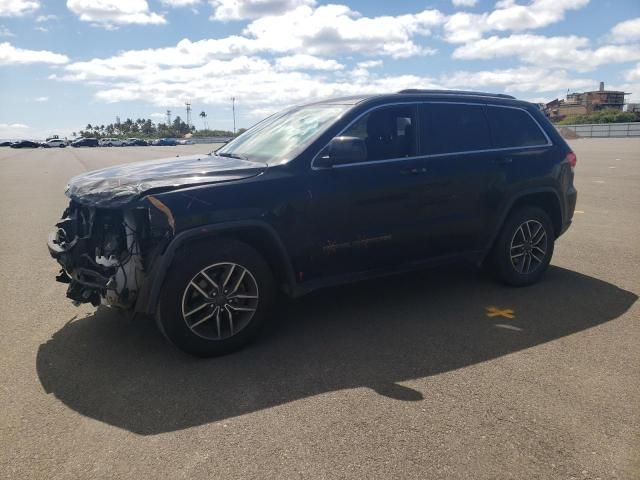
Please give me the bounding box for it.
[493,156,513,165]
[400,167,428,175]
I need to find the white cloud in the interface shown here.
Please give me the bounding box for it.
[210,0,315,21]
[607,18,640,44]
[453,34,640,72]
[443,66,594,93]
[275,54,343,71]
[243,5,443,58]
[0,123,57,141]
[54,44,441,119]
[66,0,166,27]
[625,63,640,83]
[161,0,199,6]
[34,96,48,101]
[35,13,56,22]
[53,4,443,75]
[42,0,627,127]
[444,0,589,43]
[349,60,384,79]
[452,0,477,7]
[357,60,383,69]
[0,0,39,17]
[0,41,68,64]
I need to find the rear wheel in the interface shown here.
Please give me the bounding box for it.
[489,206,555,286]
[157,239,276,357]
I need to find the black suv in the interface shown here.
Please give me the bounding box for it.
[48,90,577,357]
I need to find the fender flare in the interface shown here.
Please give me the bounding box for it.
[135,220,297,315]
[480,186,564,263]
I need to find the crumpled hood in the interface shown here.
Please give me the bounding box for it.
[65,154,267,208]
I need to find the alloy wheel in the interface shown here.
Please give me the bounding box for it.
[181,262,259,340]
[509,220,548,274]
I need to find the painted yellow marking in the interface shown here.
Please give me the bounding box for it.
[575,210,585,214]
[486,306,515,319]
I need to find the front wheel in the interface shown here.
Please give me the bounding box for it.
[157,239,276,357]
[489,206,555,286]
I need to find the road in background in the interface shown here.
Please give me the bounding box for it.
[0,140,638,479]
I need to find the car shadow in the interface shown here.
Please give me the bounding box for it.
[36,266,637,435]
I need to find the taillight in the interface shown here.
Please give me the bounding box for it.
[566,151,577,169]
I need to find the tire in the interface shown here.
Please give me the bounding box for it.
[157,238,276,357]
[489,206,555,287]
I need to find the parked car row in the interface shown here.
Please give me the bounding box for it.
[1,137,189,148]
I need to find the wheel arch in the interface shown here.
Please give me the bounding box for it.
[135,221,297,315]
[481,188,563,264]
[508,190,563,237]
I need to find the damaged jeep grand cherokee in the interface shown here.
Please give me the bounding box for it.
[48,90,577,357]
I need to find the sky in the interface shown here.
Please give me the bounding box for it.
[0,0,639,139]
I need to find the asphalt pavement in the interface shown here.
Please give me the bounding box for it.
[0,140,638,479]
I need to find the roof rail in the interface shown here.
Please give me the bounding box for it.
[397,89,516,99]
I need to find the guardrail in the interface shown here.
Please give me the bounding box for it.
[557,122,640,138]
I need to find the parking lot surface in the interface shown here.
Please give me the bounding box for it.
[0,140,638,479]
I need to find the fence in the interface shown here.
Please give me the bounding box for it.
[557,122,640,138]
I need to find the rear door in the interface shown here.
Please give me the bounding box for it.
[409,102,496,257]
[482,105,554,244]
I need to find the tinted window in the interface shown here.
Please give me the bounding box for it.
[486,106,547,148]
[337,105,417,162]
[419,103,491,155]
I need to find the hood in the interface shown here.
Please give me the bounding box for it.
[65,154,266,208]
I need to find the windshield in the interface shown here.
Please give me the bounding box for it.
[216,104,350,163]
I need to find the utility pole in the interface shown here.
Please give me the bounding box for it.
[231,97,236,135]
[166,110,172,125]
[185,101,192,129]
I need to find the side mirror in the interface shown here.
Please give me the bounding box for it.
[315,136,367,168]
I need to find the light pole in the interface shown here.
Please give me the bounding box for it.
[231,97,236,135]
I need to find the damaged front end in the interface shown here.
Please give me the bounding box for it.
[47,152,267,310]
[47,201,163,309]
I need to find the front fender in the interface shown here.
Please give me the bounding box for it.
[134,220,296,315]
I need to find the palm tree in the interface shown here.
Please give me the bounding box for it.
[199,111,208,130]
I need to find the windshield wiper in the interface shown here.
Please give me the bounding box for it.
[216,152,248,160]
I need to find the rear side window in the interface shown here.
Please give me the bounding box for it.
[486,106,548,148]
[419,103,491,155]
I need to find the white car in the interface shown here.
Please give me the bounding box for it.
[45,139,67,148]
[99,138,125,147]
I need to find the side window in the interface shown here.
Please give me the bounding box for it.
[419,103,491,155]
[340,105,417,162]
[486,106,548,148]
